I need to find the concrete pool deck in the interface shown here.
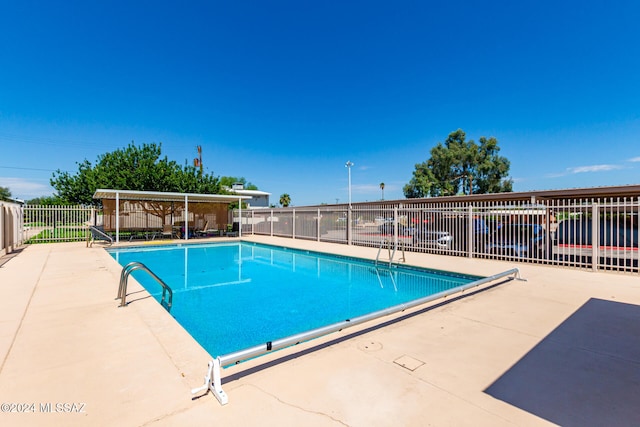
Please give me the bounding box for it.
[0,236,639,426]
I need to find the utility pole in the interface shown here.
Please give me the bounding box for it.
[194,146,203,175]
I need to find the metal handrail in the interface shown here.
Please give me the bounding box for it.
[376,237,405,266]
[117,262,173,310]
[376,238,391,265]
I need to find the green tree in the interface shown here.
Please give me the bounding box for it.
[50,142,222,206]
[25,195,65,205]
[279,193,291,207]
[0,186,11,201]
[404,129,512,198]
[379,182,385,200]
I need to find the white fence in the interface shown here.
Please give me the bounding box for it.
[1,200,23,257]
[17,197,639,274]
[22,204,236,244]
[242,197,639,274]
[23,205,95,244]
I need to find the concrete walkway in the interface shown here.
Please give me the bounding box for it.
[0,237,639,426]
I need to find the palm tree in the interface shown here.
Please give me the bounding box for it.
[279,193,291,207]
[379,182,385,201]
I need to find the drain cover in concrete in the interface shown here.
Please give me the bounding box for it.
[394,355,424,371]
[358,341,383,352]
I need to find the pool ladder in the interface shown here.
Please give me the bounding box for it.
[117,262,173,311]
[376,238,405,266]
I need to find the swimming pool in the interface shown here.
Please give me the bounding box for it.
[109,241,502,356]
[109,241,521,404]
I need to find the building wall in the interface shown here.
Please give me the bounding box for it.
[248,195,269,208]
[0,200,23,256]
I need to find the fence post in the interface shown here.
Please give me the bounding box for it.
[393,206,398,248]
[347,208,352,245]
[20,204,24,246]
[467,205,474,258]
[591,202,599,272]
[317,209,321,242]
[545,201,551,263]
[270,209,274,237]
[115,193,120,244]
[292,208,296,239]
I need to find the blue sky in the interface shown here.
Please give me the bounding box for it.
[1,1,639,205]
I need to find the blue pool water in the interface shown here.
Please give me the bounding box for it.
[108,242,481,357]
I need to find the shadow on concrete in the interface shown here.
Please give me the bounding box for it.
[0,247,25,268]
[485,298,640,426]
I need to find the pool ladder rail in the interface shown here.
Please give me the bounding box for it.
[117,262,173,311]
[376,237,406,266]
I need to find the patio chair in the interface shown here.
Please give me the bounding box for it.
[89,225,113,247]
[161,224,177,239]
[225,222,239,237]
[195,221,208,236]
[196,221,219,237]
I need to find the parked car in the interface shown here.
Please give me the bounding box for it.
[487,224,545,258]
[378,222,453,249]
[414,230,454,249]
[378,222,404,235]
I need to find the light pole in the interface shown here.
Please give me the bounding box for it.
[345,161,354,208]
[345,160,354,245]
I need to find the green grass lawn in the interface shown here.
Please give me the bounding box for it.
[26,227,89,243]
